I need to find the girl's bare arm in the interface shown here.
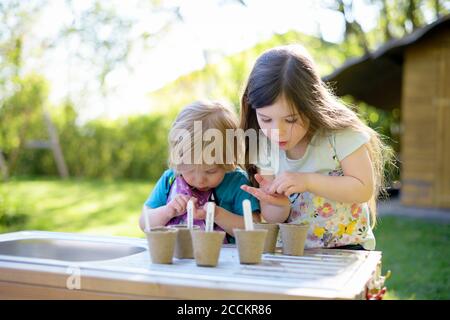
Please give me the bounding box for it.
[306,145,374,203]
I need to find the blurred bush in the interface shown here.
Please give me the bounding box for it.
[14,106,172,181]
[0,186,29,232]
[0,31,401,183]
[0,75,173,181]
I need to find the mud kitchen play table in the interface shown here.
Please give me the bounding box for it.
[0,231,383,299]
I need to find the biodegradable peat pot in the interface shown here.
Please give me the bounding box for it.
[278,223,310,256]
[169,224,200,259]
[190,230,225,267]
[145,227,177,264]
[254,223,279,254]
[234,229,268,264]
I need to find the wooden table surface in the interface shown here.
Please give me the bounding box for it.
[0,231,382,299]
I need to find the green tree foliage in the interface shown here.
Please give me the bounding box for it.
[0,74,49,174]
[0,0,47,91]
[1,1,447,182]
[0,0,180,180]
[55,0,183,98]
[325,0,449,54]
[149,31,350,114]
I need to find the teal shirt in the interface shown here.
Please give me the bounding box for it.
[145,167,260,216]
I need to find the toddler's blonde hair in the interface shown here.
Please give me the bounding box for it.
[168,101,240,172]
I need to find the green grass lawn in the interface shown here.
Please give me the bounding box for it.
[1,177,449,299]
[375,216,450,300]
[1,177,153,237]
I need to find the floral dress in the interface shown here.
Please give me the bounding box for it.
[277,134,376,250]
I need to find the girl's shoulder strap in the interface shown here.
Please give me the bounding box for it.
[327,133,341,168]
[327,133,338,159]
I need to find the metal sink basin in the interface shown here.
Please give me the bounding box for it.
[0,238,146,262]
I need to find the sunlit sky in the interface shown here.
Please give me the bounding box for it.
[28,0,380,122]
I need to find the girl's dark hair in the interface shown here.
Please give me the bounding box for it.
[240,45,394,228]
[240,45,326,186]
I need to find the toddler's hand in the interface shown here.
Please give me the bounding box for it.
[194,206,206,220]
[193,202,220,221]
[193,201,210,220]
[167,194,194,217]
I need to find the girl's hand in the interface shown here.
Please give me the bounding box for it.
[240,174,290,207]
[167,195,196,217]
[268,172,309,197]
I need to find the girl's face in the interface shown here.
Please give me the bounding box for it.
[256,96,309,151]
[177,164,226,191]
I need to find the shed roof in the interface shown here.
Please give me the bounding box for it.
[323,15,450,111]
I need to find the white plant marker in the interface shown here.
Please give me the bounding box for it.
[205,202,215,232]
[187,200,194,229]
[142,204,151,233]
[243,199,254,231]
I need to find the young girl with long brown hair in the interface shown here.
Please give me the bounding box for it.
[240,45,394,250]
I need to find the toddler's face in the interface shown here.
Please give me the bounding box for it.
[177,164,226,191]
[256,96,309,151]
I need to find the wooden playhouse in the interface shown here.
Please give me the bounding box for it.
[324,15,450,209]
